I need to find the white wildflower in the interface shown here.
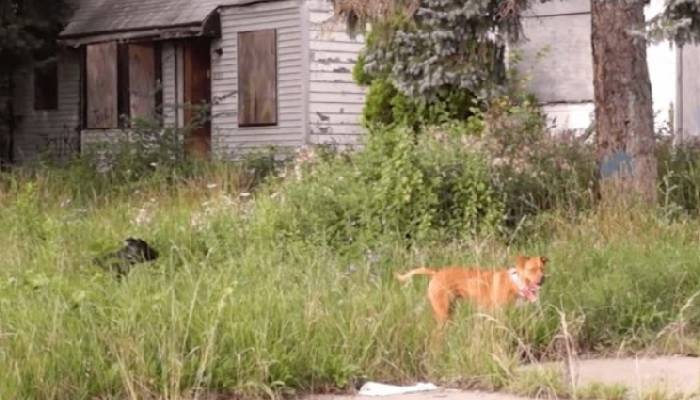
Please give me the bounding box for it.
[133,207,153,226]
[190,211,205,230]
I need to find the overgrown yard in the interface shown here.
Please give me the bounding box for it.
[1,122,700,399]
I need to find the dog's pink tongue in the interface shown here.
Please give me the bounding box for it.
[523,285,540,302]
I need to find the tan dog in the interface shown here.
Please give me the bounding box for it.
[396,256,548,325]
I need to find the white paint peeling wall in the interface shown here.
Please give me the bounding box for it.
[306,0,365,146]
[212,0,305,157]
[13,49,82,162]
[680,44,700,138]
[517,1,594,132]
[161,42,178,128]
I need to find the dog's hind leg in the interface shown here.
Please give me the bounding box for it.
[427,280,451,326]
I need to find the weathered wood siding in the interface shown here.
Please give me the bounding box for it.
[211,0,305,156]
[13,49,82,162]
[306,0,365,145]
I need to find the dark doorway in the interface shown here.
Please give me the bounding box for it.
[183,39,211,158]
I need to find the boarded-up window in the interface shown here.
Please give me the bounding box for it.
[128,44,157,119]
[238,30,277,127]
[84,42,161,129]
[34,58,58,111]
[86,42,118,129]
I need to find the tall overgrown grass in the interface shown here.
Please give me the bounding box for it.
[1,106,700,399]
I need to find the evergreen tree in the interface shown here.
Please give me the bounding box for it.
[649,0,700,45]
[0,0,71,71]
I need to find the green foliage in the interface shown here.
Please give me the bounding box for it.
[648,0,700,45]
[361,78,400,126]
[78,104,224,187]
[658,138,700,216]
[0,0,72,70]
[576,382,628,400]
[86,117,189,182]
[353,4,499,129]
[252,126,503,248]
[473,96,597,226]
[2,166,700,399]
[359,0,509,101]
[356,60,478,130]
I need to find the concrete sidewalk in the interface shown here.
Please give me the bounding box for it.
[306,356,700,400]
[307,389,531,400]
[538,356,700,396]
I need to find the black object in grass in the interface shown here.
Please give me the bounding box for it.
[94,238,159,277]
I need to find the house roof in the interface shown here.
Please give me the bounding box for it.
[59,0,274,44]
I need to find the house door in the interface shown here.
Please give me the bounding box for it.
[183,40,211,158]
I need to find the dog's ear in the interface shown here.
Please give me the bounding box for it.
[515,255,528,269]
[540,256,549,264]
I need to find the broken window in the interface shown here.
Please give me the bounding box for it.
[34,58,58,111]
[84,42,161,129]
[238,29,277,127]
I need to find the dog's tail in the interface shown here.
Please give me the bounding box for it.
[395,267,437,283]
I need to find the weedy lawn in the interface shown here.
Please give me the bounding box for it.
[0,163,698,399]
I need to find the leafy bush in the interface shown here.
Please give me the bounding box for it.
[251,126,503,247]
[83,115,191,183]
[412,95,597,232]
[360,75,477,131]
[248,89,599,249]
[474,96,598,226]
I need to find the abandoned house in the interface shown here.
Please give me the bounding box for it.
[6,0,365,163]
[3,0,700,164]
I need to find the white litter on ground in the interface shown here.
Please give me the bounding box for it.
[358,382,439,397]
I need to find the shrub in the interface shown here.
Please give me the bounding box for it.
[250,126,503,248]
[360,76,477,131]
[415,95,597,232]
[249,89,600,249]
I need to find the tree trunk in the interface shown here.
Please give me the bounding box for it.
[591,0,657,205]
